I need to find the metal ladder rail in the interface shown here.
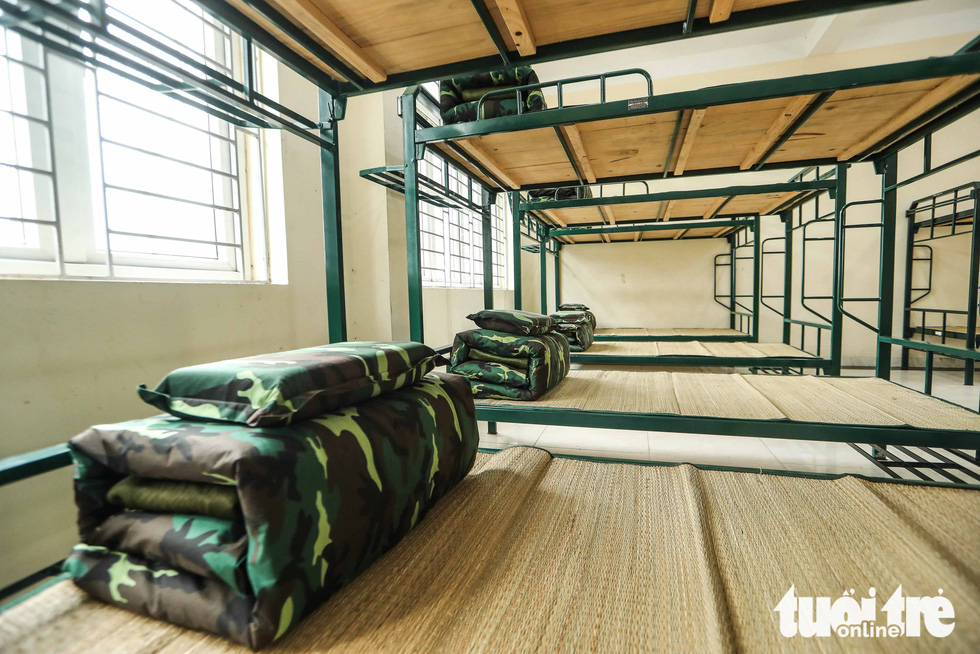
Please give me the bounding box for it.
[835,199,888,334]
[759,235,786,316]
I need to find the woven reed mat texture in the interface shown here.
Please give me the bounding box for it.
[479,371,980,431]
[584,341,812,359]
[2,448,978,653]
[594,328,744,337]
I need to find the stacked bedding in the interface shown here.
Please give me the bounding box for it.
[63,342,479,649]
[439,66,544,124]
[556,302,597,329]
[551,310,595,352]
[448,309,570,400]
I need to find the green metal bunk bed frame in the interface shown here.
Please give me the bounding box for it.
[899,182,980,385]
[2,0,980,604]
[394,46,980,459]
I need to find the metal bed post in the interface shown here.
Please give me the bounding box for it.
[729,234,737,331]
[512,191,523,310]
[829,164,847,376]
[752,214,762,343]
[554,242,562,308]
[482,188,495,310]
[400,87,424,342]
[965,190,980,385]
[900,206,915,370]
[877,154,898,380]
[781,210,794,345]
[540,227,549,314]
[319,88,347,342]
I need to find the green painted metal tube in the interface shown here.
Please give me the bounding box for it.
[551,218,751,237]
[965,192,980,385]
[482,188,494,310]
[522,181,833,211]
[829,164,847,375]
[879,336,980,361]
[555,250,562,306]
[571,354,828,369]
[512,191,523,310]
[876,156,897,379]
[540,229,548,314]
[319,89,347,342]
[781,211,793,345]
[401,88,424,342]
[473,404,980,449]
[0,444,71,487]
[593,333,753,343]
[752,214,762,343]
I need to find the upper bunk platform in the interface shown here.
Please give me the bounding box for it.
[415,57,980,188]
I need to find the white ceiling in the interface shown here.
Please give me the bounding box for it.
[535,0,980,87]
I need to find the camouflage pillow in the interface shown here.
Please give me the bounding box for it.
[558,303,590,311]
[467,309,556,336]
[138,341,442,427]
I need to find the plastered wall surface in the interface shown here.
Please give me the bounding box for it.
[560,238,731,329]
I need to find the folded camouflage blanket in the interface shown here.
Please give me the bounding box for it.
[440,66,544,124]
[555,321,595,352]
[527,186,593,202]
[448,329,569,400]
[138,342,442,427]
[468,308,557,336]
[552,308,597,330]
[64,371,478,650]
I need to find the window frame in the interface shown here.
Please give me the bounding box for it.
[0,0,276,283]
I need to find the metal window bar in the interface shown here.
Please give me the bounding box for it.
[0,26,65,275]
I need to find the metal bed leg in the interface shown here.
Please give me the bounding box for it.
[487,421,498,435]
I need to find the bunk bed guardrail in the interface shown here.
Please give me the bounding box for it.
[475,68,653,117]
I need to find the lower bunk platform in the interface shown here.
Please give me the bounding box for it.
[477,370,980,448]
[593,327,750,342]
[2,447,977,652]
[572,340,822,369]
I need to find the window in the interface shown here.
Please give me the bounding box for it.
[0,0,278,282]
[416,148,510,290]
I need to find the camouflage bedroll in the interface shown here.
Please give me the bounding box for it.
[440,66,544,124]
[552,309,597,330]
[556,321,595,352]
[64,371,478,650]
[447,329,570,400]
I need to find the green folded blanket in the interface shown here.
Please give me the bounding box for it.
[448,329,570,400]
[552,309,597,330]
[65,371,478,650]
[107,476,240,521]
[556,321,595,352]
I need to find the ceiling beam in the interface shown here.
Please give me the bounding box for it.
[703,196,730,219]
[487,0,536,56]
[760,192,798,216]
[709,0,735,24]
[270,0,387,82]
[838,75,979,160]
[673,108,706,175]
[740,94,819,170]
[454,139,522,189]
[559,124,611,240]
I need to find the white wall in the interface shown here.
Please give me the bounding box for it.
[422,289,515,346]
[561,238,730,329]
